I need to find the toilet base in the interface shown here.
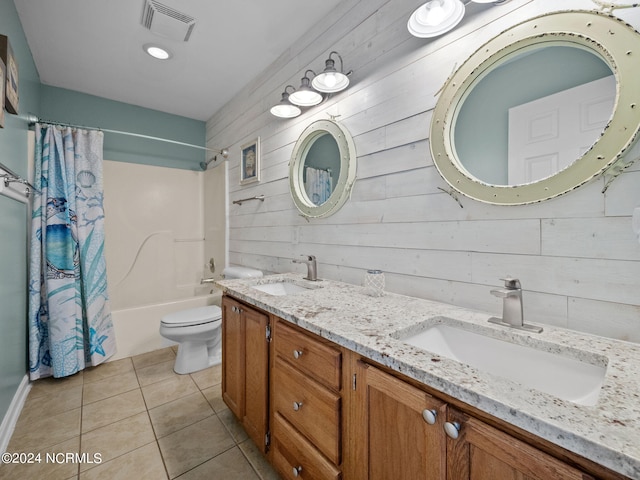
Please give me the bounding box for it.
[174,341,221,375]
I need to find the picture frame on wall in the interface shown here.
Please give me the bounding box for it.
[0,35,18,115]
[0,57,5,128]
[240,137,260,185]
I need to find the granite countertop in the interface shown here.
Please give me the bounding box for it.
[216,273,640,478]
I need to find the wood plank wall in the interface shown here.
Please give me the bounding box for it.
[205,0,640,342]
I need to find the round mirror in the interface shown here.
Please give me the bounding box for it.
[430,10,640,205]
[290,119,356,218]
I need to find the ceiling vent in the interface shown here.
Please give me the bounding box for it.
[141,0,196,42]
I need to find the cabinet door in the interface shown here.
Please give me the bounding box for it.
[352,361,447,480]
[243,304,270,452]
[222,296,244,419]
[445,409,591,480]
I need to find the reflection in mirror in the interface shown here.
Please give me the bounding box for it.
[454,45,615,186]
[303,133,341,206]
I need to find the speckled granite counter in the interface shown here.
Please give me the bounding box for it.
[216,273,640,478]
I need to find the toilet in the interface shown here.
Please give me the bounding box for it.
[159,266,263,374]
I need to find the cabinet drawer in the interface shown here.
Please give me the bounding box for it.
[273,357,341,465]
[272,413,341,480]
[274,320,341,391]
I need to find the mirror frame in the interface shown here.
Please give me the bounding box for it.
[430,10,640,205]
[289,119,357,218]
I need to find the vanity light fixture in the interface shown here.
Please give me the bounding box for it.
[143,43,172,60]
[407,0,465,38]
[312,51,350,93]
[270,85,302,118]
[289,70,324,107]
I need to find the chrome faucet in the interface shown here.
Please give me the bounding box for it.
[488,277,542,333]
[293,255,317,281]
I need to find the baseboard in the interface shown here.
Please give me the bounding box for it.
[0,375,31,454]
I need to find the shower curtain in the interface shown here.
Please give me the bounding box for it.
[28,124,116,380]
[304,166,332,206]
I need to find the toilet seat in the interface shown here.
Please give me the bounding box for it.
[160,305,222,328]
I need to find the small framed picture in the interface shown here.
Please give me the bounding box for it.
[240,137,260,185]
[0,35,18,115]
[0,57,5,128]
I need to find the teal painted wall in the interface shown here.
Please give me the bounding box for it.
[40,86,206,170]
[0,0,40,427]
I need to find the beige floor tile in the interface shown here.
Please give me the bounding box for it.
[158,416,235,478]
[200,384,226,413]
[217,408,249,444]
[238,439,282,480]
[132,347,176,370]
[189,364,222,390]
[29,371,84,400]
[148,392,214,438]
[79,412,155,472]
[82,370,140,405]
[0,435,80,480]
[81,389,146,433]
[141,374,199,410]
[18,385,83,425]
[175,446,260,480]
[135,359,177,387]
[9,408,81,452]
[83,358,134,384]
[79,442,167,480]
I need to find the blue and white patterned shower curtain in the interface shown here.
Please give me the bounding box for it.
[28,125,116,380]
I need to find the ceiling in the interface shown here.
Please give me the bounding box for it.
[14,0,346,121]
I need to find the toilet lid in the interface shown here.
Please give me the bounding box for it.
[161,305,222,327]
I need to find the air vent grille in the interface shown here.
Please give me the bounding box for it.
[141,0,196,42]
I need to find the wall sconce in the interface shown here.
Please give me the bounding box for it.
[408,0,510,38]
[270,85,302,118]
[270,52,351,119]
[312,51,350,93]
[289,70,324,107]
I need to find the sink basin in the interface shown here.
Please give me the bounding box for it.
[397,323,607,406]
[251,280,318,296]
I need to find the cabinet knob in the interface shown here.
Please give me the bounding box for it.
[292,466,303,477]
[293,349,303,359]
[293,401,303,411]
[422,409,437,425]
[444,421,461,439]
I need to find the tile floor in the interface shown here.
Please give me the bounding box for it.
[2,347,282,479]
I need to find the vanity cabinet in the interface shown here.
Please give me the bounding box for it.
[445,408,591,480]
[270,318,344,479]
[221,296,270,452]
[349,360,446,480]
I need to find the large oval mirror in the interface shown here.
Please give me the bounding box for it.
[290,119,356,218]
[430,10,640,205]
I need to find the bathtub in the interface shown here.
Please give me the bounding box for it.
[109,289,222,361]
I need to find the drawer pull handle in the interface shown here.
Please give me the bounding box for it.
[422,409,437,425]
[444,421,461,440]
[293,349,303,359]
[293,401,303,411]
[293,466,302,477]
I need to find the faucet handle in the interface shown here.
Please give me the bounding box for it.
[499,277,521,289]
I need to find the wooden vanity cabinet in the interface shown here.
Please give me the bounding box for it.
[348,360,447,480]
[444,408,592,480]
[221,295,270,452]
[271,318,344,479]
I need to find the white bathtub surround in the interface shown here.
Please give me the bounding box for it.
[217,273,640,478]
[207,0,640,344]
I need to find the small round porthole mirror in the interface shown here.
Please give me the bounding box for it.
[430,10,640,205]
[289,119,357,218]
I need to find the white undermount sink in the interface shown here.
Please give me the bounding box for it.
[250,280,319,296]
[396,323,607,406]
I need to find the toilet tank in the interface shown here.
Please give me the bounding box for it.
[222,266,263,279]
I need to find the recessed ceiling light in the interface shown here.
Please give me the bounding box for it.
[143,43,172,60]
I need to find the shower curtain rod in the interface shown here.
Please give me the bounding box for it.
[26,114,223,154]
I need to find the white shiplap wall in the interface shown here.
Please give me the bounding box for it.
[206,0,640,342]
